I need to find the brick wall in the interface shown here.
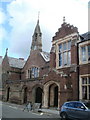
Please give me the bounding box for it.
[21,50,50,80]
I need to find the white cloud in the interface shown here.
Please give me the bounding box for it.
[0,9,6,24]
[0,27,7,55]
[0,7,8,55]
[88,1,90,31]
[0,27,7,41]
[3,0,88,59]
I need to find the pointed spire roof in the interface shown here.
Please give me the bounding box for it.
[34,19,41,34]
[31,16,42,52]
[34,12,41,34]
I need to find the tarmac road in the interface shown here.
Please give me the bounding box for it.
[1,101,61,120]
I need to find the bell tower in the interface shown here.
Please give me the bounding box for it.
[31,15,42,52]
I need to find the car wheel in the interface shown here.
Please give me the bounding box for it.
[60,112,68,120]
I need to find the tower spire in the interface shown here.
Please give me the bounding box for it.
[31,14,42,52]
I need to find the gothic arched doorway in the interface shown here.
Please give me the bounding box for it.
[43,81,60,108]
[35,87,42,103]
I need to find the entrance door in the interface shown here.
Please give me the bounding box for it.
[23,87,27,103]
[35,87,42,103]
[7,87,10,101]
[48,84,58,107]
[54,86,58,107]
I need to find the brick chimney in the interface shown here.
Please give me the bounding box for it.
[50,46,56,68]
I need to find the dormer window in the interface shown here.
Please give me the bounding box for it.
[79,43,90,64]
[81,46,86,61]
[88,45,90,61]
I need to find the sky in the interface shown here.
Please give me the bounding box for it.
[0,0,89,60]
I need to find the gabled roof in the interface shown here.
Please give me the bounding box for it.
[40,51,50,62]
[53,21,78,41]
[80,32,90,41]
[8,57,26,69]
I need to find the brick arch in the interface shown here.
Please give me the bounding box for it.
[43,81,60,108]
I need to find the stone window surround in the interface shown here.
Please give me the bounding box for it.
[79,74,90,100]
[55,33,78,69]
[79,41,90,65]
[58,40,71,67]
[26,66,39,79]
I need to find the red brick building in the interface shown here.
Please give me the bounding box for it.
[78,32,90,101]
[2,18,90,108]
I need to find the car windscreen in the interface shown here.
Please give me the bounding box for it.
[84,102,90,109]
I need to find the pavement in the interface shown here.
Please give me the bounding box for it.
[39,108,59,115]
[2,101,59,115]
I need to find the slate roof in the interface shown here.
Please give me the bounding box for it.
[8,57,26,69]
[40,51,50,62]
[80,32,90,41]
[34,19,41,34]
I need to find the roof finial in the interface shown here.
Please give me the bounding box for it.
[37,11,40,24]
[63,16,66,23]
[5,48,8,56]
[38,11,40,20]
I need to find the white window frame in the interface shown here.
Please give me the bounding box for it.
[79,41,90,65]
[79,75,90,100]
[33,67,39,78]
[58,40,71,68]
[27,67,39,79]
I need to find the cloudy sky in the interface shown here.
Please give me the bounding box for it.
[0,0,89,59]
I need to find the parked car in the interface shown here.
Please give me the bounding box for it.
[60,101,90,120]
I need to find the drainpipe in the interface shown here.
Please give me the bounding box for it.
[77,42,79,101]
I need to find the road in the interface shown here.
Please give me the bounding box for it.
[0,101,60,120]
